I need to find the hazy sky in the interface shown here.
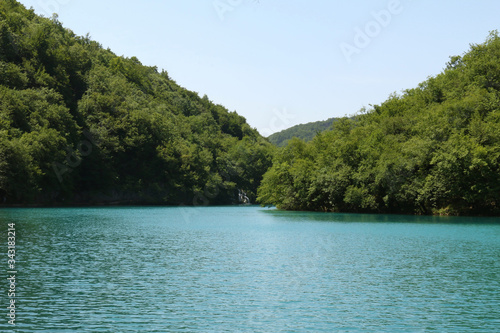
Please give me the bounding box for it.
[17,0,500,135]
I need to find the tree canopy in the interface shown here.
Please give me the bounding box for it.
[0,0,274,205]
[258,32,500,216]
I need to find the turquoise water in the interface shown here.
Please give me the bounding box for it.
[1,206,499,332]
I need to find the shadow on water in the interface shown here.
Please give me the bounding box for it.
[258,207,500,225]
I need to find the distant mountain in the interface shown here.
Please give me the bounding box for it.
[267,117,339,146]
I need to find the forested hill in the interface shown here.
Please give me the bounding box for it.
[0,0,274,205]
[267,117,339,147]
[258,32,500,216]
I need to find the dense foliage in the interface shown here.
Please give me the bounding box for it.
[258,32,500,216]
[0,0,274,205]
[267,117,338,147]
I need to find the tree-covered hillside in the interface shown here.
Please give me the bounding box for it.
[0,0,274,205]
[258,32,500,216]
[267,117,339,147]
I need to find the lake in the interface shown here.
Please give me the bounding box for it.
[1,206,499,332]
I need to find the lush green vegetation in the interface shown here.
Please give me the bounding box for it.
[3,0,498,215]
[267,117,339,147]
[0,0,274,205]
[258,32,500,216]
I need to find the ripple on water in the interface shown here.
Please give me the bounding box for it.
[0,206,498,332]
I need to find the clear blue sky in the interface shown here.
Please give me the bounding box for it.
[17,0,500,135]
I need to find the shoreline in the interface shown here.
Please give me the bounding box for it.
[1,202,497,217]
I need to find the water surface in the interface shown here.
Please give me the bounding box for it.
[1,206,499,332]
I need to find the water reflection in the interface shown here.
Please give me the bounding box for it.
[259,207,500,224]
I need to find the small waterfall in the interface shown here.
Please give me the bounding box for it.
[238,189,250,204]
